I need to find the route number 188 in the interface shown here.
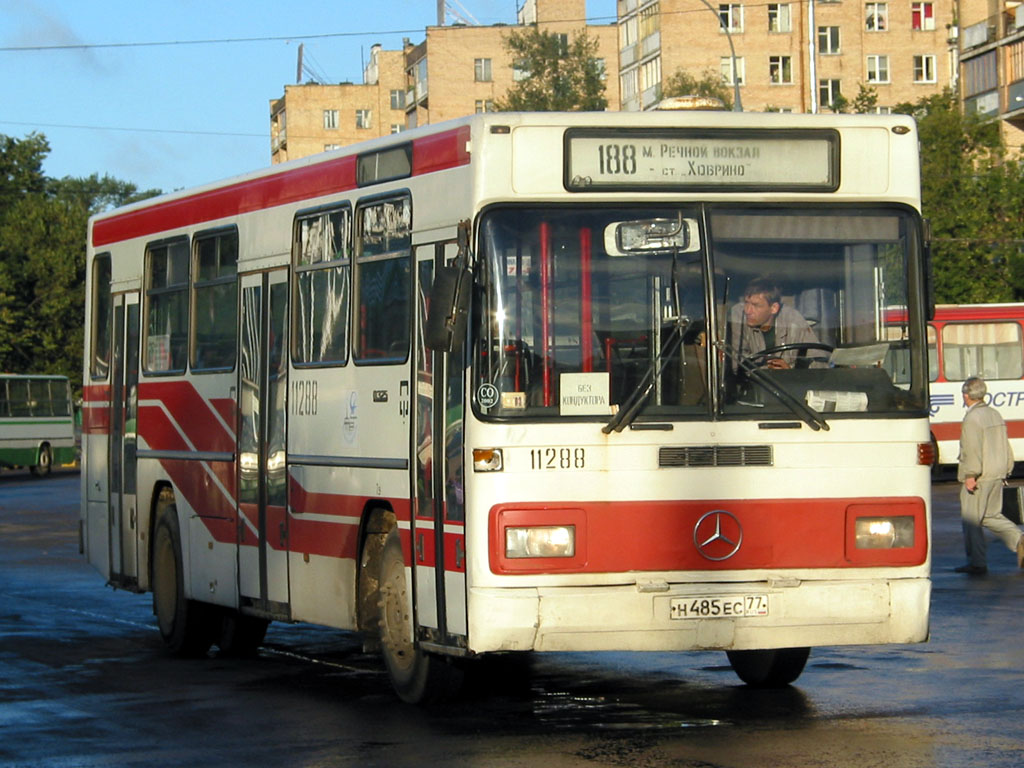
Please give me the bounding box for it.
[598,144,637,175]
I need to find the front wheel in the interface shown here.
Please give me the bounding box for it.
[726,647,810,688]
[377,528,463,703]
[30,444,52,477]
[151,499,216,656]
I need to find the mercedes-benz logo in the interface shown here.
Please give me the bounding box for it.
[693,510,743,561]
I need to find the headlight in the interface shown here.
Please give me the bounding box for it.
[505,525,576,558]
[854,516,915,549]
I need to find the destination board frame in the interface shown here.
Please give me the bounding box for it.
[563,128,841,193]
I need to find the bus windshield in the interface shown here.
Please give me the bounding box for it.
[474,204,925,423]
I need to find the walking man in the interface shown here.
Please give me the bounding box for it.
[955,376,1024,575]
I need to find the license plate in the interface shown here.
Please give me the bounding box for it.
[670,594,769,620]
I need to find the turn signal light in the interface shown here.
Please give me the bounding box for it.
[473,448,503,472]
[917,441,936,466]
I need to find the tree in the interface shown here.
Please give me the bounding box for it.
[890,90,1023,304]
[662,68,733,110]
[495,27,607,112]
[0,133,159,391]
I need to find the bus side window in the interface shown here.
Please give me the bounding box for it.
[354,196,411,363]
[192,228,239,371]
[90,253,112,379]
[143,238,190,374]
[293,205,351,366]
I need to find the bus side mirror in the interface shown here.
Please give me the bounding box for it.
[425,265,472,352]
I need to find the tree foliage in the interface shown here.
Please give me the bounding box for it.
[0,132,159,393]
[892,90,1023,304]
[662,68,733,110]
[495,27,607,112]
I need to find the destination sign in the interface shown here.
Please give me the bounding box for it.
[566,130,838,191]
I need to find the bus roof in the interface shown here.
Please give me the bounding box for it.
[89,110,920,251]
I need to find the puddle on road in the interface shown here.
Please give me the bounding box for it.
[530,685,726,731]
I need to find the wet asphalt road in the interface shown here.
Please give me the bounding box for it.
[1,469,1022,768]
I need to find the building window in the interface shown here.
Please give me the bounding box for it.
[640,55,662,93]
[866,2,887,31]
[718,3,744,33]
[390,90,405,110]
[323,109,339,130]
[818,26,840,54]
[475,99,495,113]
[595,58,607,81]
[768,4,792,33]
[621,68,638,100]
[913,54,936,83]
[621,15,638,47]
[639,5,660,38]
[720,56,745,85]
[769,55,793,84]
[324,144,342,152]
[294,206,351,365]
[475,58,492,82]
[911,2,934,30]
[192,229,238,371]
[866,54,890,82]
[356,109,372,129]
[819,79,842,108]
[390,124,404,134]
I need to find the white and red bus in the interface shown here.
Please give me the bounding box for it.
[909,303,1024,466]
[82,110,933,702]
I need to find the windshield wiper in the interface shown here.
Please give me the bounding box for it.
[718,342,829,432]
[603,318,690,434]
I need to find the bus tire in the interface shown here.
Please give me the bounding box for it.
[217,611,269,657]
[151,501,215,657]
[30,444,51,477]
[377,527,463,704]
[726,647,810,688]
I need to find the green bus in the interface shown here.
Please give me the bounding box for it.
[0,374,77,477]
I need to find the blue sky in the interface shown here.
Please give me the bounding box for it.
[0,1,609,194]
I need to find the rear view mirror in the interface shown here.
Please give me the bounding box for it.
[603,215,700,256]
[425,265,472,352]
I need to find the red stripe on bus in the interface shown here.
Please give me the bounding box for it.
[82,383,110,402]
[138,380,235,453]
[932,419,1024,441]
[489,496,927,574]
[91,126,472,247]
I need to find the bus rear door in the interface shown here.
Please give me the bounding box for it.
[238,269,291,617]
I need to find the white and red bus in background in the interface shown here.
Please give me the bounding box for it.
[911,304,1024,466]
[82,110,933,703]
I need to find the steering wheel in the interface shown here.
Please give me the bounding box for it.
[741,342,834,369]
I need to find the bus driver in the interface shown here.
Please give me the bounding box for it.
[728,277,824,371]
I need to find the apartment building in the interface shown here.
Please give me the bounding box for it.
[957,0,1024,150]
[270,0,618,164]
[404,0,618,127]
[618,0,958,113]
[270,45,408,164]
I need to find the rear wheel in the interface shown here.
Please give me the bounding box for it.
[377,527,463,703]
[151,497,215,656]
[30,444,51,477]
[726,647,810,688]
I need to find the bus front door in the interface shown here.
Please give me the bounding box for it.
[237,270,291,618]
[413,244,468,650]
[108,292,140,589]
